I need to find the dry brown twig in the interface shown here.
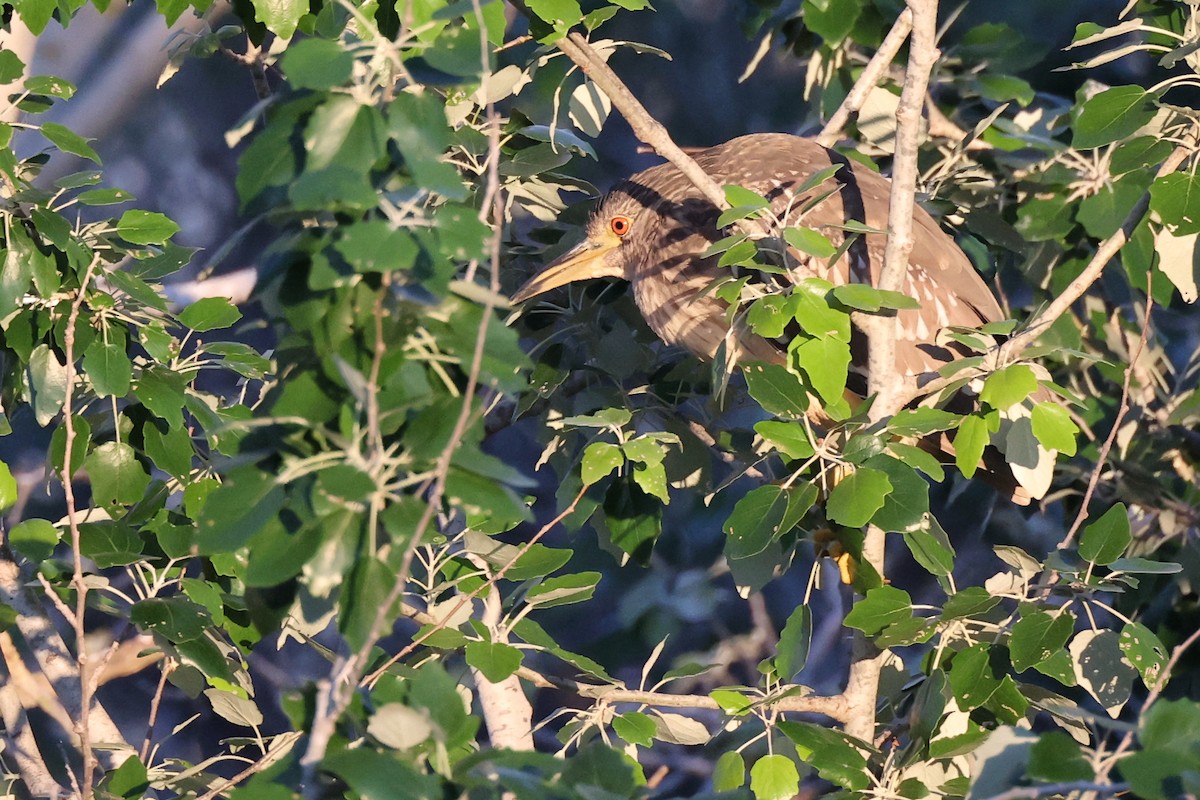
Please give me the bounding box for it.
[1059,280,1154,550]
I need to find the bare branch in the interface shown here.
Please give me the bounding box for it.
[63,256,100,797]
[816,9,913,148]
[551,30,731,213]
[844,0,940,746]
[517,668,850,720]
[1059,284,1153,549]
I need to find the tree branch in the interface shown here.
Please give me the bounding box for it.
[845,0,940,745]
[816,9,913,148]
[551,30,731,213]
[517,668,849,720]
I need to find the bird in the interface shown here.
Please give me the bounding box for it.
[512,133,1050,504]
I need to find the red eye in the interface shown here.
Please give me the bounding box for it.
[610,216,631,237]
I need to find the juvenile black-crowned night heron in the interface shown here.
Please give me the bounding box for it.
[513,133,1046,503]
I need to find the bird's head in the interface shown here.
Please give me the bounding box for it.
[511,188,651,303]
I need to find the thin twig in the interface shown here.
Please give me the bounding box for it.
[816,9,913,148]
[63,256,100,798]
[1059,284,1154,549]
[140,659,175,763]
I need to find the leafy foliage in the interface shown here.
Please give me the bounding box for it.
[0,0,1199,798]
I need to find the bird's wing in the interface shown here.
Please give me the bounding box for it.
[702,135,1005,380]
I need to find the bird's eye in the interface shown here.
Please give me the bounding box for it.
[610,216,631,237]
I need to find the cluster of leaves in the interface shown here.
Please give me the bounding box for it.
[0,36,275,789]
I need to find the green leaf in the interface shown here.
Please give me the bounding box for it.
[0,50,24,83]
[28,344,68,426]
[777,721,870,789]
[723,184,770,210]
[323,749,440,800]
[1073,85,1158,149]
[462,532,572,581]
[104,754,149,798]
[1010,609,1075,672]
[825,467,892,528]
[1030,402,1078,455]
[1151,171,1200,236]
[524,572,600,608]
[83,341,132,398]
[76,187,134,206]
[984,675,1029,725]
[948,644,1001,711]
[1119,621,1167,687]
[205,688,264,727]
[0,461,15,511]
[465,640,523,682]
[1026,732,1091,782]
[85,442,150,507]
[136,366,187,426]
[754,420,814,460]
[953,414,989,478]
[712,751,746,792]
[131,596,209,641]
[281,39,354,90]
[792,278,851,341]
[795,335,850,406]
[802,0,862,44]
[843,585,912,635]
[775,605,811,679]
[942,587,1001,620]
[980,363,1038,410]
[525,0,581,24]
[902,522,956,578]
[723,484,816,559]
[251,0,306,37]
[1122,700,1200,800]
[0,239,34,318]
[889,407,960,436]
[784,226,837,258]
[831,284,920,311]
[601,478,661,565]
[612,711,656,747]
[1079,502,1131,565]
[9,518,59,562]
[50,416,91,476]
[117,210,180,245]
[80,521,143,567]
[581,441,622,485]
[743,362,808,419]
[864,455,928,533]
[747,295,792,338]
[1071,629,1135,717]
[977,73,1035,106]
[179,297,242,332]
[41,122,100,163]
[749,754,799,800]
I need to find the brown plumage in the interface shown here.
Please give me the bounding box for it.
[514,133,1046,503]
